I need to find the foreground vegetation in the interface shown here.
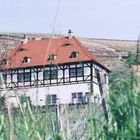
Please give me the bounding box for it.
[1,62,140,139]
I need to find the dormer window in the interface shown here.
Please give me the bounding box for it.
[71,51,79,58]
[2,59,8,65]
[2,59,9,65]
[49,54,57,61]
[17,48,26,52]
[22,57,31,64]
[63,43,72,47]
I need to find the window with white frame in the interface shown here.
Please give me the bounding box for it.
[72,92,84,103]
[2,59,8,65]
[49,54,57,60]
[71,51,79,58]
[22,57,31,64]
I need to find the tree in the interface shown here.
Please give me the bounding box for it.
[123,52,137,67]
[109,62,133,86]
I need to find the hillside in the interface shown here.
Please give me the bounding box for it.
[81,38,137,69]
[0,33,137,70]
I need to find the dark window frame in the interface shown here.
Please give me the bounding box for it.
[69,66,84,78]
[43,68,57,80]
[94,68,99,78]
[43,70,51,80]
[104,74,107,83]
[47,94,57,105]
[18,72,31,82]
[51,69,57,79]
[77,67,84,77]
[69,68,76,77]
[2,74,7,83]
[72,92,84,103]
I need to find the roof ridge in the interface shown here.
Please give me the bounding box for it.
[73,36,98,62]
[73,36,110,71]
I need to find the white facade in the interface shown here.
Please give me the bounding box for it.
[1,62,109,107]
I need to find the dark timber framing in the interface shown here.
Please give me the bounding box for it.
[1,60,109,89]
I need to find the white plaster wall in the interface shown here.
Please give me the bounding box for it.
[3,82,104,106]
[26,83,90,105]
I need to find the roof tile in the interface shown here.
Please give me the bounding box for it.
[4,36,103,69]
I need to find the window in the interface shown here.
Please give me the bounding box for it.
[63,43,72,47]
[51,69,57,79]
[18,73,24,82]
[17,48,26,52]
[72,92,83,103]
[22,57,31,64]
[2,74,7,83]
[103,74,107,83]
[2,59,8,65]
[24,73,31,82]
[18,72,31,82]
[71,51,79,58]
[43,69,57,80]
[70,68,76,77]
[95,68,99,77]
[44,70,50,80]
[46,94,57,105]
[85,92,90,103]
[69,67,84,77]
[78,92,83,103]
[49,54,57,60]
[77,67,83,77]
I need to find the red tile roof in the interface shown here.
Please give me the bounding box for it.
[3,36,107,69]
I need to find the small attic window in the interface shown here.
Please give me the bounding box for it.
[49,54,57,61]
[17,48,26,52]
[71,51,79,58]
[2,59,8,65]
[63,43,72,47]
[22,57,31,64]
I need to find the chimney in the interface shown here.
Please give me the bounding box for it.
[23,35,28,44]
[68,30,73,38]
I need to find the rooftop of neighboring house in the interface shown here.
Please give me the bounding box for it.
[1,30,109,71]
[132,65,140,72]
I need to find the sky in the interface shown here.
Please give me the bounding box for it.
[0,0,140,40]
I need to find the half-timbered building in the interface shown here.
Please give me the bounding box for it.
[1,31,110,106]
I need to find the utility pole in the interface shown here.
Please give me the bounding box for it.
[136,33,140,65]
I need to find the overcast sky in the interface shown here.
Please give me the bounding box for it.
[0,0,140,39]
